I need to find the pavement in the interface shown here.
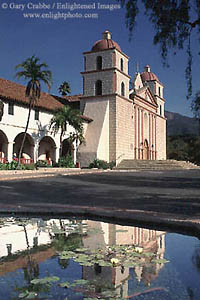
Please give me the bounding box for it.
[0,167,200,237]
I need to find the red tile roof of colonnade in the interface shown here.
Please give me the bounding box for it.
[0,78,92,122]
[0,78,82,110]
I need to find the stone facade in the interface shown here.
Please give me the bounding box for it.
[79,31,166,166]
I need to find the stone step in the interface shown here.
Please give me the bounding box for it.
[115,159,200,170]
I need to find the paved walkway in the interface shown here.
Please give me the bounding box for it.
[0,168,200,237]
[0,167,104,181]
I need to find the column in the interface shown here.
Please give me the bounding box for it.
[7,141,14,162]
[155,116,157,160]
[34,142,39,163]
[149,113,151,160]
[73,140,77,165]
[55,146,60,163]
[138,109,140,159]
[141,110,144,159]
[134,106,137,159]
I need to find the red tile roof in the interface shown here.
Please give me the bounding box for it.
[0,78,93,122]
[0,78,64,110]
[91,39,121,52]
[0,77,81,109]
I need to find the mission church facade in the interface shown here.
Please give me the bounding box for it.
[79,30,166,166]
[0,31,166,166]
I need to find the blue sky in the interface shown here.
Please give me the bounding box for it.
[0,0,199,117]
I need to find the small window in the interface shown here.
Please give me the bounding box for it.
[35,108,39,120]
[95,80,102,96]
[8,103,14,115]
[158,86,161,97]
[121,82,125,97]
[120,58,124,72]
[160,105,162,116]
[96,56,102,70]
[84,57,86,71]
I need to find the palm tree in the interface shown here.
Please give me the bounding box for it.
[15,55,52,167]
[58,81,71,96]
[49,106,83,157]
[0,100,4,122]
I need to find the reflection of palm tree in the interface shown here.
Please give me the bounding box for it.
[21,223,40,283]
[187,287,195,300]
[192,244,200,273]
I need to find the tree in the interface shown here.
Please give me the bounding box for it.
[0,100,4,122]
[118,0,200,98]
[191,91,200,135]
[58,81,71,96]
[15,55,52,167]
[49,105,83,157]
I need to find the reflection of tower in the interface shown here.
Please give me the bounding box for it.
[82,221,166,297]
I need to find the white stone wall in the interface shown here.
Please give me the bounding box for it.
[116,71,130,99]
[155,115,166,160]
[79,98,110,166]
[84,50,113,71]
[115,96,134,164]
[155,97,165,117]
[134,73,144,89]
[0,100,76,162]
[115,50,129,74]
[83,71,113,96]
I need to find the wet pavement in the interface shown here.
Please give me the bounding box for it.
[0,168,200,236]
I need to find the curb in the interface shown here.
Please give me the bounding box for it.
[0,202,200,238]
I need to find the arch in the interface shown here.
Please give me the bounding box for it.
[62,138,74,157]
[96,56,102,70]
[95,80,102,96]
[120,58,124,72]
[158,86,161,97]
[160,105,162,116]
[121,82,125,97]
[13,133,34,163]
[143,139,149,160]
[0,130,8,163]
[38,136,56,165]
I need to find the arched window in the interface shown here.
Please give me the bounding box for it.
[84,57,86,71]
[120,58,124,72]
[158,86,161,97]
[160,105,162,116]
[95,80,102,96]
[96,56,102,70]
[121,82,125,96]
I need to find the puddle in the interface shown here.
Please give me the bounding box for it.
[0,217,199,299]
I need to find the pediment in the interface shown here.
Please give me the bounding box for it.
[135,86,157,107]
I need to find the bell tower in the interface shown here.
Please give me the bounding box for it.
[79,31,134,167]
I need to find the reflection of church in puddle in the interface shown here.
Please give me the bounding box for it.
[82,221,165,298]
[0,218,165,298]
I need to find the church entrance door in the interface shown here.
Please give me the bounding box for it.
[144,139,149,160]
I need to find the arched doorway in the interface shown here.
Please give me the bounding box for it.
[0,130,8,163]
[143,139,149,160]
[62,139,74,157]
[38,136,56,165]
[13,133,34,163]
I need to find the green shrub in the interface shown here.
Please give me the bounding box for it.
[58,156,75,168]
[0,161,27,170]
[24,164,35,170]
[35,160,52,168]
[0,163,8,170]
[89,158,115,170]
